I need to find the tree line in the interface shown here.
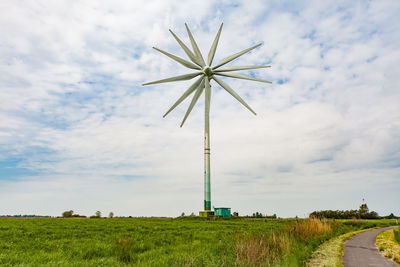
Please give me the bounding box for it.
[247,212,277,219]
[62,210,114,218]
[309,203,398,219]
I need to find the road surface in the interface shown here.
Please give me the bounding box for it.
[342,226,399,267]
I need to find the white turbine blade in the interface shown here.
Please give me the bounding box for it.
[215,72,272,83]
[163,76,204,118]
[169,29,203,67]
[208,23,223,66]
[214,65,271,72]
[142,72,201,86]
[212,43,262,70]
[180,78,205,127]
[185,23,206,66]
[212,76,256,115]
[153,47,201,70]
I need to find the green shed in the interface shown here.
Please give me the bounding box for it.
[214,207,231,218]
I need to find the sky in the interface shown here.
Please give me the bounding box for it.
[0,0,399,218]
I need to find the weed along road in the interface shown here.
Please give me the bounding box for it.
[342,226,399,267]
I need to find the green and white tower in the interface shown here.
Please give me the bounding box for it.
[142,23,271,216]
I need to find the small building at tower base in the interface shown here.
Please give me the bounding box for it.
[214,207,231,218]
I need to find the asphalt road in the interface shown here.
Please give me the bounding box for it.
[342,226,399,267]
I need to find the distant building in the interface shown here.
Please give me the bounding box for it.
[214,207,231,218]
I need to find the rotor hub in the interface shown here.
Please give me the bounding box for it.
[202,66,213,78]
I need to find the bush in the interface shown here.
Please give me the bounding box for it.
[62,210,74,218]
[72,214,87,218]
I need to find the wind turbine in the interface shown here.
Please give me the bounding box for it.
[142,23,271,216]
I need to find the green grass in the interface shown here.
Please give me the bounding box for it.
[394,228,400,244]
[375,227,400,264]
[0,218,397,266]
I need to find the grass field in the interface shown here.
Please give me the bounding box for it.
[395,228,400,244]
[376,227,400,264]
[0,217,397,266]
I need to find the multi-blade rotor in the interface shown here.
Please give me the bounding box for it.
[142,23,271,127]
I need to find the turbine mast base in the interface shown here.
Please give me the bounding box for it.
[199,210,214,218]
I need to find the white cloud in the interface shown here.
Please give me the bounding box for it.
[0,0,399,217]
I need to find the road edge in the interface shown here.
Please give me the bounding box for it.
[375,227,400,265]
[306,228,373,267]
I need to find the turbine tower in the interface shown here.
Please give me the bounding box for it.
[142,23,271,216]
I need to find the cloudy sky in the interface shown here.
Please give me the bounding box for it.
[0,0,399,218]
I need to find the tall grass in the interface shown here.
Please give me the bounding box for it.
[117,237,133,263]
[235,231,291,266]
[394,228,400,244]
[291,218,333,242]
[376,228,400,265]
[234,218,336,266]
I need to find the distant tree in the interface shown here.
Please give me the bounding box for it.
[309,203,379,219]
[109,212,114,218]
[364,211,379,219]
[233,212,239,217]
[190,212,195,217]
[95,211,101,218]
[180,212,185,217]
[252,212,263,218]
[386,213,396,219]
[359,203,369,217]
[62,210,73,218]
